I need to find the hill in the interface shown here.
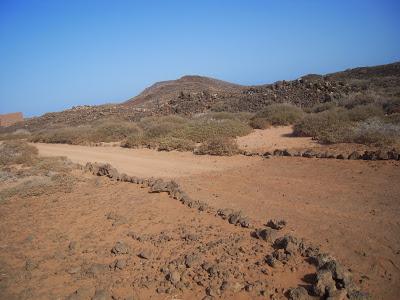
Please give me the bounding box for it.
[1,61,399,132]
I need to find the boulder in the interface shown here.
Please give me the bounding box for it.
[266,219,287,230]
[253,227,278,242]
[348,151,361,160]
[287,286,310,300]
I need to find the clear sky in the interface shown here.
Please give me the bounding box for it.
[0,0,399,117]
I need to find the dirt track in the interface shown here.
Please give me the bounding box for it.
[34,142,400,299]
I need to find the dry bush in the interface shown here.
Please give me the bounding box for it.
[338,92,379,109]
[0,129,31,141]
[352,118,400,147]
[0,173,75,200]
[250,103,304,127]
[172,119,252,143]
[194,112,254,123]
[249,117,270,129]
[30,121,141,144]
[306,102,337,113]
[347,104,384,122]
[195,137,240,156]
[0,141,38,166]
[382,98,400,114]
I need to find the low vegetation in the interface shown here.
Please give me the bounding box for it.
[195,137,240,156]
[0,141,77,201]
[249,104,304,129]
[293,94,400,147]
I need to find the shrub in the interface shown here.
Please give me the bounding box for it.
[92,121,141,142]
[347,104,384,122]
[307,102,337,113]
[338,92,378,109]
[382,98,400,114]
[249,117,270,129]
[251,104,304,126]
[0,141,38,166]
[195,137,240,156]
[293,109,350,138]
[352,118,400,147]
[172,119,252,143]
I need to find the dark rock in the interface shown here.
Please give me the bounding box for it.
[287,286,310,300]
[265,255,278,268]
[336,154,345,159]
[348,151,361,160]
[312,269,337,297]
[273,235,298,253]
[302,150,316,158]
[253,227,278,242]
[266,219,287,230]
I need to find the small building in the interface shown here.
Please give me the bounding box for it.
[0,112,24,127]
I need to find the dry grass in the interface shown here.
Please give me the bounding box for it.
[0,141,38,166]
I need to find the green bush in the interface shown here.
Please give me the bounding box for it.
[251,103,304,127]
[195,137,240,156]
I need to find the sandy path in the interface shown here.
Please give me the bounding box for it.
[34,143,259,179]
[236,126,317,152]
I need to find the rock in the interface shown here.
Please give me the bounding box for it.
[217,208,234,220]
[111,241,129,255]
[266,219,287,230]
[348,151,361,160]
[265,255,278,267]
[238,216,251,228]
[273,149,284,156]
[67,266,81,274]
[376,150,389,160]
[287,286,310,300]
[228,211,242,225]
[253,228,278,242]
[167,271,181,285]
[347,290,371,300]
[312,269,337,297]
[185,254,200,268]
[302,150,316,158]
[273,235,298,253]
[114,259,127,270]
[138,249,153,259]
[336,154,345,160]
[68,241,79,251]
[388,149,399,160]
[85,263,108,277]
[92,289,110,300]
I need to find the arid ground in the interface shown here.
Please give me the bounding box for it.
[1,127,399,300]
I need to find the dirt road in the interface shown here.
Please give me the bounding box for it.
[35,143,259,179]
[34,142,400,299]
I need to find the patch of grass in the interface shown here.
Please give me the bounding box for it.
[250,103,304,127]
[0,141,38,166]
[195,137,240,156]
[157,137,195,152]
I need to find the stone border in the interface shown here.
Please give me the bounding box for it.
[83,161,371,300]
[243,148,400,162]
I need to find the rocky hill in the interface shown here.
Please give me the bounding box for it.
[2,61,399,132]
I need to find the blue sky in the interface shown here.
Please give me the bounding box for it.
[0,0,399,117]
